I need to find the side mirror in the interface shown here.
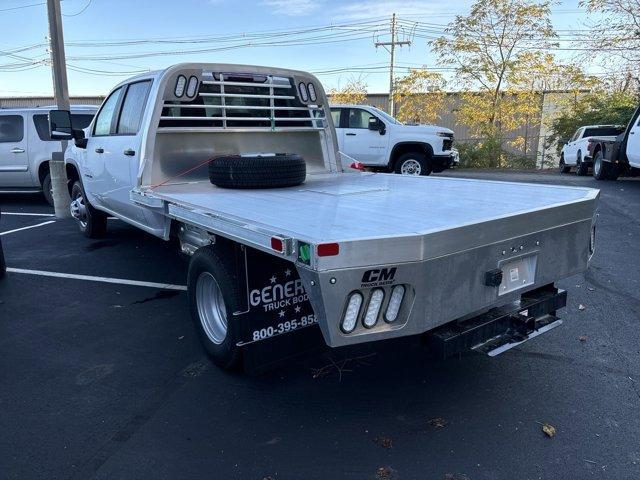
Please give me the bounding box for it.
[73,129,87,149]
[368,117,386,135]
[49,110,73,140]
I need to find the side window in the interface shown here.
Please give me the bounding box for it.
[0,115,24,143]
[330,108,342,128]
[94,87,123,136]
[117,80,152,135]
[348,108,376,129]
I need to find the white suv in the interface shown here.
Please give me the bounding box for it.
[330,104,455,175]
[0,105,97,205]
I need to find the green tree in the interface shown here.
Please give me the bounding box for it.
[432,0,563,167]
[393,69,447,125]
[580,0,640,84]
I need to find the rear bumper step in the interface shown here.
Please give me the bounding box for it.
[426,285,567,358]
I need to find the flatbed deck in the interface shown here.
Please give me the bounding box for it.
[139,172,599,270]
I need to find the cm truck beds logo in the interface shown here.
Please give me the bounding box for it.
[361,267,397,288]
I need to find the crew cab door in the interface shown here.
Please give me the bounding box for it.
[85,80,152,222]
[564,128,583,165]
[341,108,389,165]
[0,113,30,187]
[626,118,640,168]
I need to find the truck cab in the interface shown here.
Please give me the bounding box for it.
[0,106,97,205]
[330,104,455,175]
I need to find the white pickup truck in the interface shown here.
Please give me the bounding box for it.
[49,63,598,372]
[330,104,455,175]
[559,124,625,175]
[0,105,96,204]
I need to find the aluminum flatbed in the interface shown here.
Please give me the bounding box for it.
[137,172,598,271]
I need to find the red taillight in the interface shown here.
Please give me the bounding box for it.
[317,243,339,257]
[350,161,366,171]
[271,237,284,253]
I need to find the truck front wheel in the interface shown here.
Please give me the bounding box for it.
[70,181,107,238]
[394,152,431,176]
[188,246,242,370]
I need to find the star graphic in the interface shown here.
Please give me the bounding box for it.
[284,269,292,277]
[278,310,285,318]
[294,306,301,313]
[270,275,277,284]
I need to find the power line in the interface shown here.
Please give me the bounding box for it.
[62,0,90,17]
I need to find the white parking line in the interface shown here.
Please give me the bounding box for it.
[6,267,187,291]
[2,212,56,217]
[0,220,56,236]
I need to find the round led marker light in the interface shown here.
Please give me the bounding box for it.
[363,289,384,328]
[385,285,405,323]
[174,75,187,97]
[307,82,317,102]
[186,75,198,98]
[299,82,309,102]
[341,292,363,333]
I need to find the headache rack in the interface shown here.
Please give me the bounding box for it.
[158,72,326,133]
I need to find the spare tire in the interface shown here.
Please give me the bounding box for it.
[208,154,306,189]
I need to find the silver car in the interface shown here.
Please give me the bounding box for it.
[0,105,97,205]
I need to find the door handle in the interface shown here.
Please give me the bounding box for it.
[123,149,135,156]
[346,133,356,136]
[10,147,25,154]
[95,147,104,153]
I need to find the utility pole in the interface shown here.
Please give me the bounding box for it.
[375,13,411,117]
[46,0,72,218]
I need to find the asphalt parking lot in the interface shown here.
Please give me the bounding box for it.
[1,171,639,480]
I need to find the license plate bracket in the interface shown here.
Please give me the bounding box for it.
[498,254,537,295]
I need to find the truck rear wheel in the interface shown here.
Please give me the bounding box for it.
[188,246,242,370]
[592,150,618,181]
[208,154,306,189]
[42,173,54,206]
[394,152,431,176]
[70,181,107,238]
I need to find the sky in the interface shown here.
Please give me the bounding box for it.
[0,0,596,97]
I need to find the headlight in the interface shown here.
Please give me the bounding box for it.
[174,75,186,97]
[436,131,451,137]
[385,285,405,322]
[186,76,198,98]
[341,292,363,333]
[363,289,384,328]
[307,83,317,102]
[299,82,309,102]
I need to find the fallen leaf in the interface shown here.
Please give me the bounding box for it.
[428,417,448,428]
[373,436,393,448]
[578,304,586,311]
[376,466,392,478]
[587,286,595,292]
[542,423,556,437]
[579,335,588,342]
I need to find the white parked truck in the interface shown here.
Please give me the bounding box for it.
[330,104,455,175]
[0,105,97,205]
[559,124,625,176]
[588,106,640,181]
[49,63,599,371]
